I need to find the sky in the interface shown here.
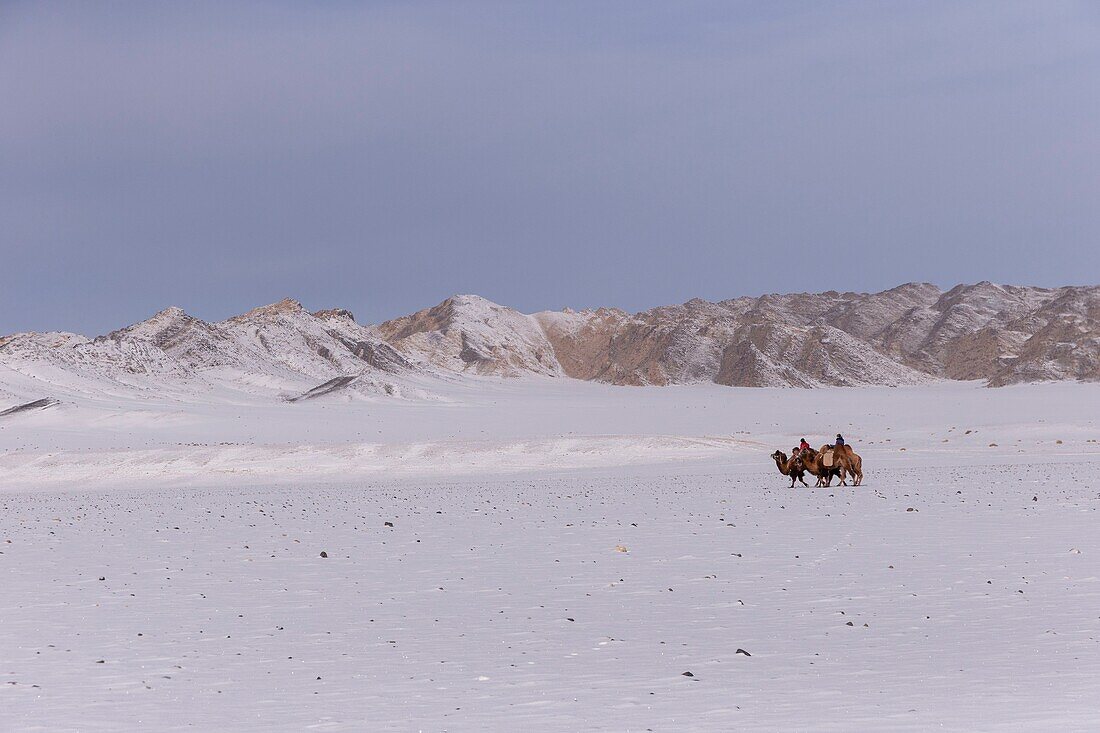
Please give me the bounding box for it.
[2,1,1099,335]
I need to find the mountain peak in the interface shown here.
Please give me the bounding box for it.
[231,298,305,321]
[268,297,304,312]
[103,305,202,343]
[377,294,560,377]
[313,308,356,322]
[446,294,500,309]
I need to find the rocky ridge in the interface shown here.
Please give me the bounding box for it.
[1,283,1096,404]
[0,298,426,402]
[378,283,1097,387]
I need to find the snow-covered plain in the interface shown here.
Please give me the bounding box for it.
[2,378,1099,490]
[2,379,1100,730]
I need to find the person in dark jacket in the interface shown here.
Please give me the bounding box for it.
[835,434,845,446]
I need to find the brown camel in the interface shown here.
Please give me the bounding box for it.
[771,450,808,488]
[798,447,847,487]
[823,444,864,486]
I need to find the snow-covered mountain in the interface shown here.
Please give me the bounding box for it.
[373,283,1096,388]
[531,282,1099,387]
[533,296,932,387]
[0,298,431,404]
[376,294,563,377]
[374,283,1098,388]
[1,283,1097,406]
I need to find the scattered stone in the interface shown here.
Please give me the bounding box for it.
[681,671,694,677]
[320,551,328,558]
[735,648,751,656]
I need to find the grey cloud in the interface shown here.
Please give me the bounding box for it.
[1,0,1098,334]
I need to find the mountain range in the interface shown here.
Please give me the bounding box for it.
[1,282,1097,406]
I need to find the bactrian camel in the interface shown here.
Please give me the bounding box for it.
[771,450,809,488]
[797,447,847,487]
[826,444,864,486]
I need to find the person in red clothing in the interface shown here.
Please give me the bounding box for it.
[799,438,811,453]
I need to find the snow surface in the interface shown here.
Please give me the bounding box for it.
[2,379,1100,730]
[1,378,1098,489]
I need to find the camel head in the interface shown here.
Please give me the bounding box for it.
[771,450,785,462]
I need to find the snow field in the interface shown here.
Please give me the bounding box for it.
[2,381,1099,491]
[2,463,1099,731]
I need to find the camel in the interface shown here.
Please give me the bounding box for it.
[823,443,864,486]
[771,450,808,488]
[797,447,847,487]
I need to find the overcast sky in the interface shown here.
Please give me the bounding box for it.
[2,1,1099,335]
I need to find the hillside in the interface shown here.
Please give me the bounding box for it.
[0,298,430,404]
[2,283,1097,405]
[384,282,1099,388]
